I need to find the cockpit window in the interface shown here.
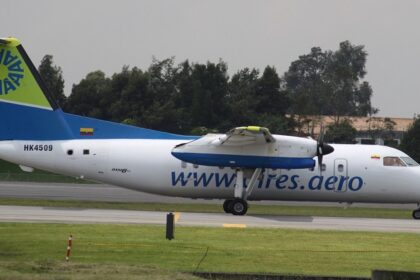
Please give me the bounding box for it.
[400,157,420,167]
[383,157,406,167]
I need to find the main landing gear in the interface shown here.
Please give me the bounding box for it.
[223,199,248,215]
[413,208,420,220]
[223,168,263,216]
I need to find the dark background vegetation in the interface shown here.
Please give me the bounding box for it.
[37,41,420,162]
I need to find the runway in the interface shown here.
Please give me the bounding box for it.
[1,205,420,233]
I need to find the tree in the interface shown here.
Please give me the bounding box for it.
[324,119,357,144]
[400,118,420,163]
[256,66,289,115]
[188,61,229,131]
[284,41,377,121]
[284,47,329,115]
[226,66,293,134]
[38,55,66,107]
[141,58,180,132]
[227,68,260,126]
[325,41,375,121]
[65,71,110,118]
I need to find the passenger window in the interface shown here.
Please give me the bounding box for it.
[383,157,406,167]
[338,164,344,172]
[321,164,326,171]
[83,149,90,155]
[67,149,73,156]
[193,164,199,169]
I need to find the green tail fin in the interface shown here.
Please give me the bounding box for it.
[0,37,57,110]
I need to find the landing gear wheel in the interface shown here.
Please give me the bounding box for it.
[230,198,248,216]
[412,209,420,220]
[223,199,234,213]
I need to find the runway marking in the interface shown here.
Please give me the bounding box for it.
[174,212,181,223]
[223,223,247,228]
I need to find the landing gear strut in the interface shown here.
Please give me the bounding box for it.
[223,168,263,216]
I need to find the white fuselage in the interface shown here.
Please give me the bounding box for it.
[1,139,420,204]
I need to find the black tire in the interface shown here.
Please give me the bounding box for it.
[223,200,233,213]
[412,209,420,220]
[230,199,248,216]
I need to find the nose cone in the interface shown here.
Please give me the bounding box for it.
[322,143,334,155]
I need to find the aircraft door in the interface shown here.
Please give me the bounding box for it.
[78,146,108,178]
[334,159,348,192]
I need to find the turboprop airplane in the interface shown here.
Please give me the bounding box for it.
[1,38,420,219]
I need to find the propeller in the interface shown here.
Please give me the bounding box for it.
[316,125,334,172]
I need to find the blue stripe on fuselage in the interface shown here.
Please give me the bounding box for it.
[171,152,316,169]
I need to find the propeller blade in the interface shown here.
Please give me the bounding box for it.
[316,125,334,173]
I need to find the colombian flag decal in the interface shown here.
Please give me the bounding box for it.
[80,127,94,136]
[371,154,380,160]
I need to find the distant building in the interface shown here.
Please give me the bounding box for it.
[291,115,415,145]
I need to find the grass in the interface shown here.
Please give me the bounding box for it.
[0,223,420,279]
[0,197,413,219]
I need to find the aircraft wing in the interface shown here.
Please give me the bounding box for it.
[217,126,275,146]
[171,126,316,169]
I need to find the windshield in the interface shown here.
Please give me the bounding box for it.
[401,156,420,167]
[383,157,406,167]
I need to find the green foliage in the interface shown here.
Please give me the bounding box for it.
[325,119,357,144]
[59,40,376,135]
[64,59,294,134]
[121,118,137,126]
[38,55,66,107]
[65,70,111,118]
[400,118,420,162]
[285,41,377,118]
[227,66,292,134]
[189,127,219,135]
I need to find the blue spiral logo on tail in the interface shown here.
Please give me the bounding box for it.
[0,49,24,95]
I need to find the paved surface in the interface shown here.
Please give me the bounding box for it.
[0,181,417,209]
[0,205,419,233]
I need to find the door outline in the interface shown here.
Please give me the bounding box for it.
[334,158,348,192]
